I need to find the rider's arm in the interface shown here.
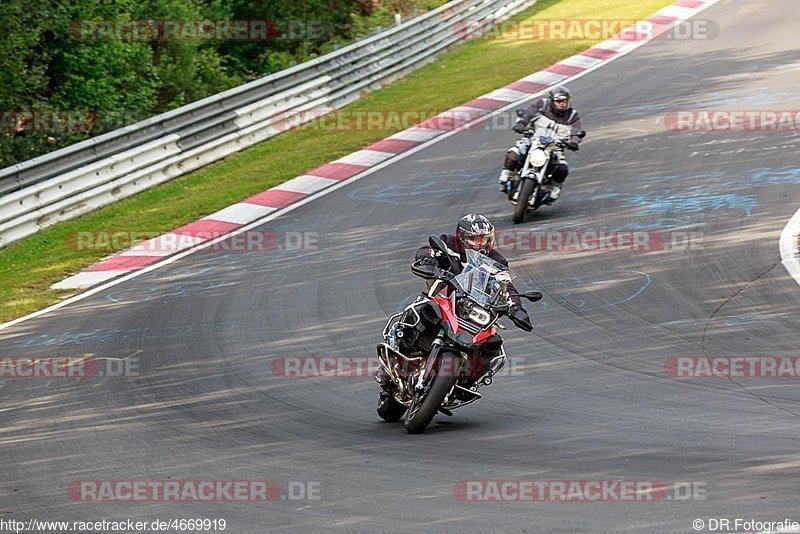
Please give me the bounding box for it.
[415,236,455,270]
[568,111,583,146]
[521,98,547,123]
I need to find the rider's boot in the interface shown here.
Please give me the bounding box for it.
[374,367,393,398]
[498,169,513,193]
[545,184,562,204]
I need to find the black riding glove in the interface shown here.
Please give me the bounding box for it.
[509,305,533,332]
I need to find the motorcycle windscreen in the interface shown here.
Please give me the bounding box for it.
[453,250,515,306]
[530,115,572,142]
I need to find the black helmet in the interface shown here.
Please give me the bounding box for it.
[548,86,572,116]
[456,213,495,254]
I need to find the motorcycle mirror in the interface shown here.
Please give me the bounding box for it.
[577,130,587,139]
[428,235,447,254]
[522,290,543,302]
[515,109,525,117]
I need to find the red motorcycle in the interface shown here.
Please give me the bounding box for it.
[376,235,542,433]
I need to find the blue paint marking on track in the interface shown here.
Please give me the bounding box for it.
[636,167,800,188]
[107,280,223,304]
[104,271,289,305]
[595,166,800,217]
[720,315,758,328]
[389,270,651,320]
[12,322,246,348]
[618,84,800,114]
[534,270,652,315]
[634,191,755,217]
[577,166,800,228]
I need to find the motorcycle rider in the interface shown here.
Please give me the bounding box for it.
[375,214,530,395]
[498,85,583,204]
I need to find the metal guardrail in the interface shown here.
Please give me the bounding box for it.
[0,0,537,247]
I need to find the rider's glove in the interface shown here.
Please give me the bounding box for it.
[512,120,527,134]
[566,140,580,151]
[509,304,533,331]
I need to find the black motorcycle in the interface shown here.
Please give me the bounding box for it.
[506,111,585,224]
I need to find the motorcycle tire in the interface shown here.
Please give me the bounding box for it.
[404,351,461,434]
[513,179,536,224]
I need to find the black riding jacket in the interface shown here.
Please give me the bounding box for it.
[415,234,522,307]
[520,98,583,146]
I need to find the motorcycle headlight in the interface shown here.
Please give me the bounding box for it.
[467,306,491,326]
[460,301,491,326]
[529,148,548,168]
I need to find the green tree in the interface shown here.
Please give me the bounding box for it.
[0,0,447,169]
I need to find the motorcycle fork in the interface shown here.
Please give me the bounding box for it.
[415,333,445,391]
[518,149,534,182]
[516,148,548,197]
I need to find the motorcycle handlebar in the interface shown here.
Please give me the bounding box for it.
[411,259,534,331]
[411,259,454,281]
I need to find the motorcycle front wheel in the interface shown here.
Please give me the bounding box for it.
[513,178,536,224]
[404,351,461,434]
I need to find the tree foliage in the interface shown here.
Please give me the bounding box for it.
[0,0,447,168]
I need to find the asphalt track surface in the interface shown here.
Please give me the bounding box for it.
[2,1,800,532]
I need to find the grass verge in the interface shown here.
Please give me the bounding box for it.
[0,0,673,322]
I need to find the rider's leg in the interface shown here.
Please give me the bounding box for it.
[498,150,518,191]
[543,151,570,205]
[549,163,568,199]
[499,139,530,191]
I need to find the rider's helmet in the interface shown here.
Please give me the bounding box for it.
[456,213,495,254]
[548,86,572,116]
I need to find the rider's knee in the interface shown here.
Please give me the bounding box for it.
[504,151,519,170]
[552,164,569,183]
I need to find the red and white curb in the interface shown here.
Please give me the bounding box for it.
[49,0,720,292]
